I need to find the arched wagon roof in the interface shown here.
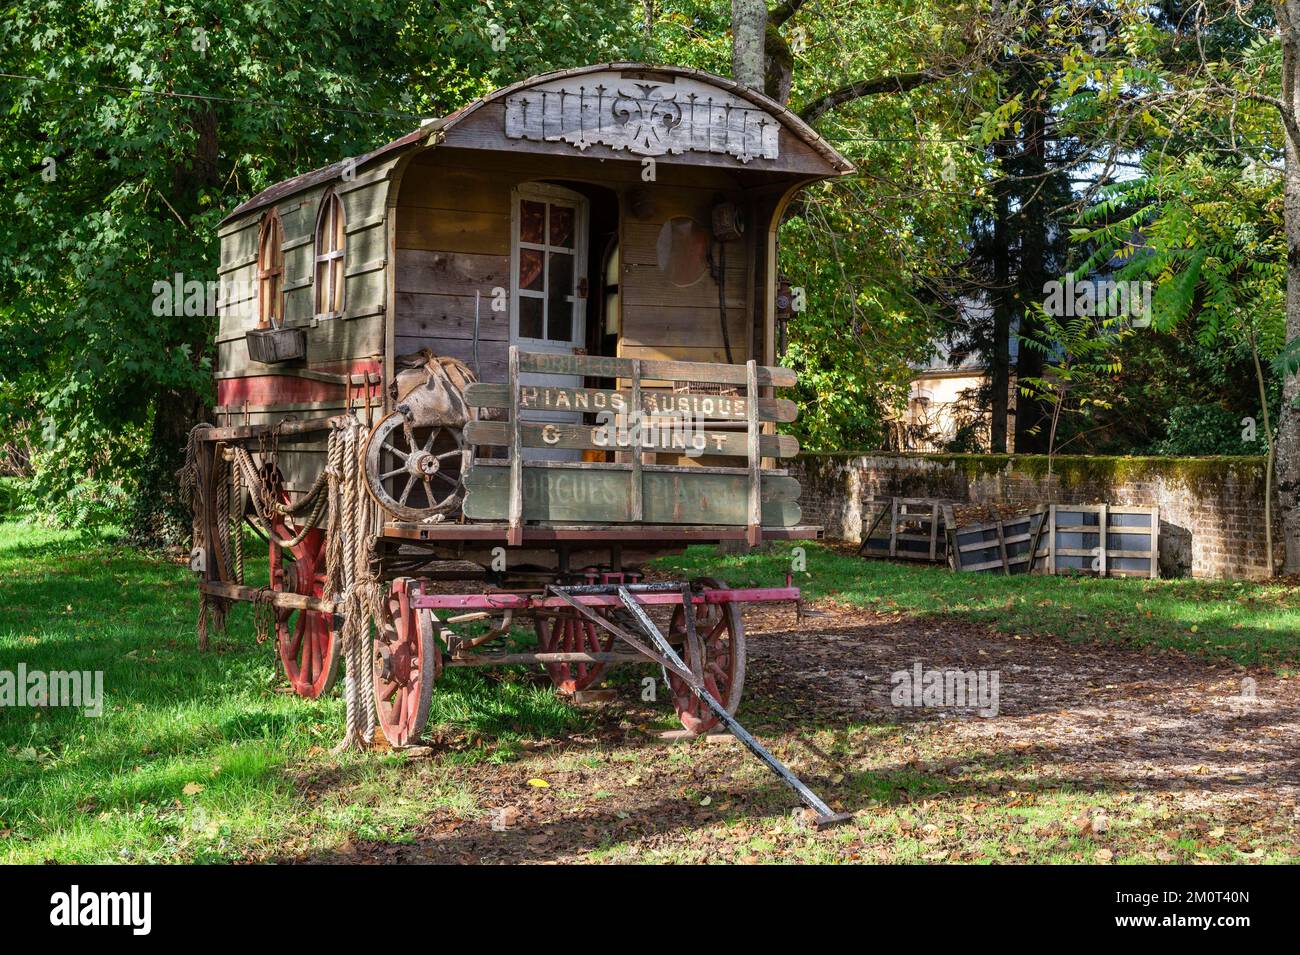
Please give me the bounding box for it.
[222,63,853,225]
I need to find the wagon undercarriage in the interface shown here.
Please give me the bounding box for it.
[185,348,847,826]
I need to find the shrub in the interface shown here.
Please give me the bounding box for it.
[1149,404,1268,456]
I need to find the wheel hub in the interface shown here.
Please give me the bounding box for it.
[408,450,439,477]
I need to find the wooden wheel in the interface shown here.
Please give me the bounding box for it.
[373,577,440,747]
[534,607,615,695]
[667,577,746,735]
[364,411,467,521]
[268,511,340,699]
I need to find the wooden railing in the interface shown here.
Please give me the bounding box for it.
[463,347,802,545]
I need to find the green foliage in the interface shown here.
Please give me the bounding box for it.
[0,0,641,530]
[1150,404,1269,457]
[1050,6,1294,451]
[1017,308,1124,457]
[0,478,24,518]
[647,1,997,451]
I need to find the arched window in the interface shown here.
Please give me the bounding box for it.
[314,191,345,317]
[257,210,284,328]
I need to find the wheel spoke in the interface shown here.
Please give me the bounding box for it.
[399,475,416,505]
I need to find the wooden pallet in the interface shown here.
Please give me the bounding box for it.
[1044,503,1159,578]
[946,506,1048,575]
[857,498,950,563]
[859,499,1160,579]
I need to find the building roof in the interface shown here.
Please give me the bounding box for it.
[221,63,854,225]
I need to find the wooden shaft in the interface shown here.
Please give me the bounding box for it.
[199,415,346,443]
[447,651,649,667]
[198,580,338,614]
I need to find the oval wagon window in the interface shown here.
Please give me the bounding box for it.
[655,216,710,287]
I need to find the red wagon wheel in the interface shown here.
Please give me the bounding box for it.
[268,509,341,699]
[666,577,747,735]
[373,577,440,747]
[534,607,615,695]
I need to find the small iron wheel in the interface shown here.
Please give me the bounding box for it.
[268,508,341,699]
[373,577,440,747]
[364,410,467,521]
[534,607,616,695]
[666,577,746,735]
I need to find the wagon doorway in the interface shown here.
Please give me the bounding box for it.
[510,181,618,462]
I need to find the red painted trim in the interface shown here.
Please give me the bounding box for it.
[411,587,799,611]
[216,359,383,407]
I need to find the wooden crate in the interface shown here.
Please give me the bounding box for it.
[244,326,306,363]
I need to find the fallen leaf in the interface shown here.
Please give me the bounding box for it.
[182,782,205,796]
[1094,848,1113,862]
[527,778,550,788]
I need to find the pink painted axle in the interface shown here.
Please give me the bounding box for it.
[410,586,799,612]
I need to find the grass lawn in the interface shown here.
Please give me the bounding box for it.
[1,523,1297,864]
[660,542,1300,669]
[0,522,581,863]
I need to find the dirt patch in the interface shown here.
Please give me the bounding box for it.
[280,597,1300,864]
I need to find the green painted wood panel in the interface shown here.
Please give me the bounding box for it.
[463,463,801,525]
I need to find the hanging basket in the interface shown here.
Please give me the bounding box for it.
[246,326,306,364]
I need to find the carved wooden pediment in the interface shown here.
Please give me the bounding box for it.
[504,72,780,163]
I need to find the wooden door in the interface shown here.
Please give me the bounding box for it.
[510,183,589,461]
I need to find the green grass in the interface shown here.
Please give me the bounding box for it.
[3,524,1298,864]
[0,521,582,863]
[653,542,1300,668]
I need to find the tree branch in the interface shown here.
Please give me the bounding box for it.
[769,0,806,29]
[796,67,956,124]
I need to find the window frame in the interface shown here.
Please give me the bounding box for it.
[257,209,285,329]
[509,183,588,347]
[313,190,346,319]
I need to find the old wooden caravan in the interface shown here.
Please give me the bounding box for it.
[192,64,857,760]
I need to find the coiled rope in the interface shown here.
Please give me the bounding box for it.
[324,415,382,751]
[182,415,383,751]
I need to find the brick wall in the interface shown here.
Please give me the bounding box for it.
[791,453,1280,580]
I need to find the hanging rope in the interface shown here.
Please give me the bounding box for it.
[324,414,383,751]
[228,443,330,547]
[182,414,386,751]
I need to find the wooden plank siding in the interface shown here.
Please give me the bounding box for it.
[390,148,762,382]
[213,161,399,504]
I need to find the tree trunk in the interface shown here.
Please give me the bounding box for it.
[990,140,1011,453]
[1014,102,1050,453]
[731,0,767,90]
[1274,2,1300,571]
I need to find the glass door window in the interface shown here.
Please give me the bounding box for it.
[513,188,584,345]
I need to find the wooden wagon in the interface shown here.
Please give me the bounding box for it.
[185,63,854,823]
